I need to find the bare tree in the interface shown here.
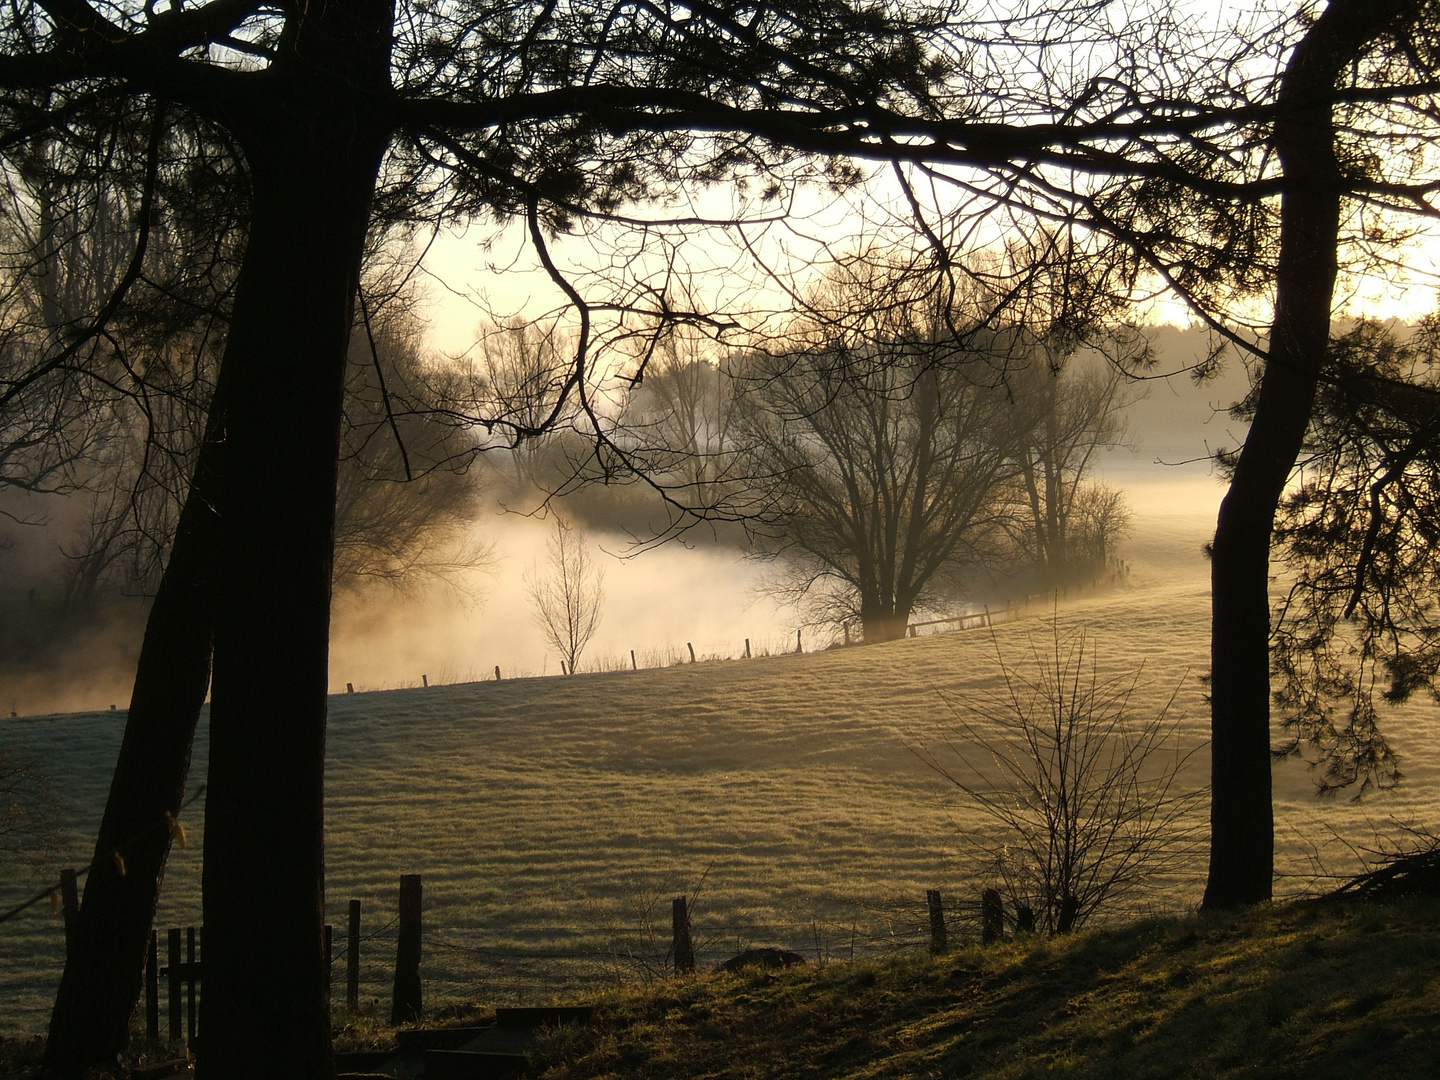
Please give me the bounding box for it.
[0,740,67,876]
[527,517,605,675]
[1010,352,1138,588]
[915,624,1203,934]
[736,323,1024,642]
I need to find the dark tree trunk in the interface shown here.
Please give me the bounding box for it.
[196,139,387,1080]
[43,407,224,1075]
[861,607,910,643]
[1203,0,1413,908]
[188,5,393,1076]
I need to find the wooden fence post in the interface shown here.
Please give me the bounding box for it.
[146,929,159,1044]
[187,926,197,1043]
[796,628,802,653]
[671,896,694,975]
[926,889,948,956]
[421,674,428,687]
[323,923,333,1011]
[981,889,1004,944]
[744,638,750,658]
[346,682,354,694]
[630,649,637,670]
[687,642,696,663]
[391,874,423,1024]
[347,899,361,1012]
[495,665,501,681]
[59,868,78,952]
[168,927,182,1041]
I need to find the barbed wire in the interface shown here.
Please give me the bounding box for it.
[0,785,206,928]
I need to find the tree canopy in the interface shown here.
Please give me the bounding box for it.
[6,0,1440,1075]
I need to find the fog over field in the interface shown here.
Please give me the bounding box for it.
[11,328,1439,1036]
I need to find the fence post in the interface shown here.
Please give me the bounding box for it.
[168,927,182,1041]
[687,642,696,663]
[421,674,428,687]
[347,899,361,1012]
[146,929,159,1044]
[323,923,333,1012]
[926,889,948,956]
[346,682,354,694]
[671,896,694,975]
[59,868,78,952]
[631,649,637,670]
[495,665,501,681]
[744,638,750,658]
[796,628,802,653]
[391,875,423,1024]
[186,926,197,1044]
[981,889,1004,944]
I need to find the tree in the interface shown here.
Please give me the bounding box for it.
[1011,352,1136,587]
[0,740,67,873]
[526,516,605,675]
[1201,0,1438,908]
[916,624,1201,934]
[735,264,1025,643]
[1269,318,1440,795]
[6,0,1437,1072]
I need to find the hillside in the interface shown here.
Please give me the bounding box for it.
[525,893,1440,1080]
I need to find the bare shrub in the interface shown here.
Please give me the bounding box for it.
[526,517,605,675]
[916,623,1203,933]
[0,741,68,877]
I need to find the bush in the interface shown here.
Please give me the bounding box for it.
[916,623,1204,933]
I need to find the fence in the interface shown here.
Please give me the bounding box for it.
[333,562,1136,691]
[91,873,1022,1052]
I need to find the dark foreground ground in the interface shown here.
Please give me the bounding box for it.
[513,894,1440,1080]
[5,893,1438,1079]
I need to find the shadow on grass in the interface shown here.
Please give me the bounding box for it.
[533,895,1440,1080]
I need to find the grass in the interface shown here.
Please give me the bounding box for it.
[522,893,1440,1080]
[4,893,1437,1078]
[6,494,1440,1038]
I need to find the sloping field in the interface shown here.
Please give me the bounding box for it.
[4,491,1440,1037]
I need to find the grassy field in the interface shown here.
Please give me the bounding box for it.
[4,486,1440,1040]
[522,892,1440,1080]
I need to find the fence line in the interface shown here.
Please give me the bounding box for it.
[18,874,1017,1051]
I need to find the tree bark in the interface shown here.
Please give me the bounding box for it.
[1203,0,1414,908]
[43,400,224,1075]
[195,42,391,1080]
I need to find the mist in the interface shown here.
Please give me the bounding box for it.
[0,324,1247,716]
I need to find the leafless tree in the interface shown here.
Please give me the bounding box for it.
[6,0,1439,1071]
[734,258,1029,643]
[0,740,67,876]
[915,624,1203,934]
[527,516,605,675]
[1010,352,1138,587]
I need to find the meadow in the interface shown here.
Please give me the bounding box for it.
[4,481,1440,1038]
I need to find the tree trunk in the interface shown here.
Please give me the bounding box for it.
[1203,0,1413,908]
[187,7,393,1076]
[861,606,910,643]
[44,404,224,1075]
[195,127,387,1077]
